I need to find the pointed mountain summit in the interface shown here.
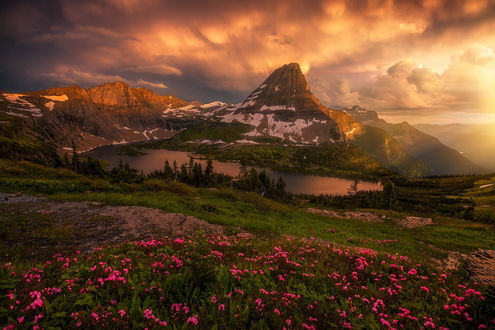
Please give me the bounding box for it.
[238,63,324,117]
[222,63,360,143]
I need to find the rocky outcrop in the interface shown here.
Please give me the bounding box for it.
[466,249,495,286]
[0,192,224,254]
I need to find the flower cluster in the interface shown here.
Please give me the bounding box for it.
[1,234,493,329]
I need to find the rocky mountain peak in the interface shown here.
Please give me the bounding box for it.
[87,81,140,107]
[235,63,330,118]
[344,105,384,126]
[221,63,361,143]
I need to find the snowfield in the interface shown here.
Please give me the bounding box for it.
[43,94,69,102]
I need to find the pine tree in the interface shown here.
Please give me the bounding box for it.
[172,160,178,181]
[348,180,359,195]
[71,140,79,173]
[63,153,70,168]
[276,177,286,197]
[204,160,213,185]
[179,163,189,182]
[163,159,174,179]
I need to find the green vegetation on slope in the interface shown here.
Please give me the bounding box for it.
[0,113,59,165]
[148,133,391,180]
[168,121,252,143]
[144,122,429,178]
[353,126,429,178]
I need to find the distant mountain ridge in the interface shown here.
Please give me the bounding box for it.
[415,123,495,172]
[345,106,485,175]
[1,83,194,152]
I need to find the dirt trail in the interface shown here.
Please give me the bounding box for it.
[0,192,223,253]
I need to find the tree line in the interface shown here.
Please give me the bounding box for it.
[62,143,289,201]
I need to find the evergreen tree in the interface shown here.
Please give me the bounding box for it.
[188,156,194,172]
[275,177,286,198]
[71,140,79,173]
[179,164,189,182]
[163,159,174,179]
[63,153,70,168]
[348,180,359,195]
[383,180,398,210]
[172,160,178,181]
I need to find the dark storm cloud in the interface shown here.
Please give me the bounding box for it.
[1,0,494,111]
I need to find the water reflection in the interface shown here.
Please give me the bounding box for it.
[87,148,382,195]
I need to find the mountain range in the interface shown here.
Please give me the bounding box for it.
[0,63,485,177]
[345,106,484,175]
[415,123,495,172]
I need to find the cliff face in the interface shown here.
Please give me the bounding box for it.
[0,83,195,152]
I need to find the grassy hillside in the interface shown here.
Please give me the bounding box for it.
[1,159,494,263]
[0,113,60,165]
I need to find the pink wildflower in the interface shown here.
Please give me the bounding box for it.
[187,315,199,326]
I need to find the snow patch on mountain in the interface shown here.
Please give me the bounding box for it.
[239,98,257,109]
[1,111,29,118]
[201,101,226,108]
[260,105,295,112]
[222,112,265,127]
[43,95,69,102]
[345,127,357,136]
[222,109,334,143]
[236,139,258,144]
[176,104,198,111]
[2,93,44,117]
[45,101,55,111]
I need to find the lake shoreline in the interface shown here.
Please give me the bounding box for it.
[85,146,383,195]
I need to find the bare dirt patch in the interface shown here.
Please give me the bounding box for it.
[393,216,433,228]
[431,251,467,272]
[305,208,384,223]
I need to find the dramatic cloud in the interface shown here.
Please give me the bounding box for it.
[0,0,494,121]
[355,46,495,112]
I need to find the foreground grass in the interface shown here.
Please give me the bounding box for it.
[1,235,494,329]
[48,190,495,262]
[462,175,495,221]
[1,159,494,265]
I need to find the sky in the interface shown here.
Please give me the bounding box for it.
[1,0,495,124]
